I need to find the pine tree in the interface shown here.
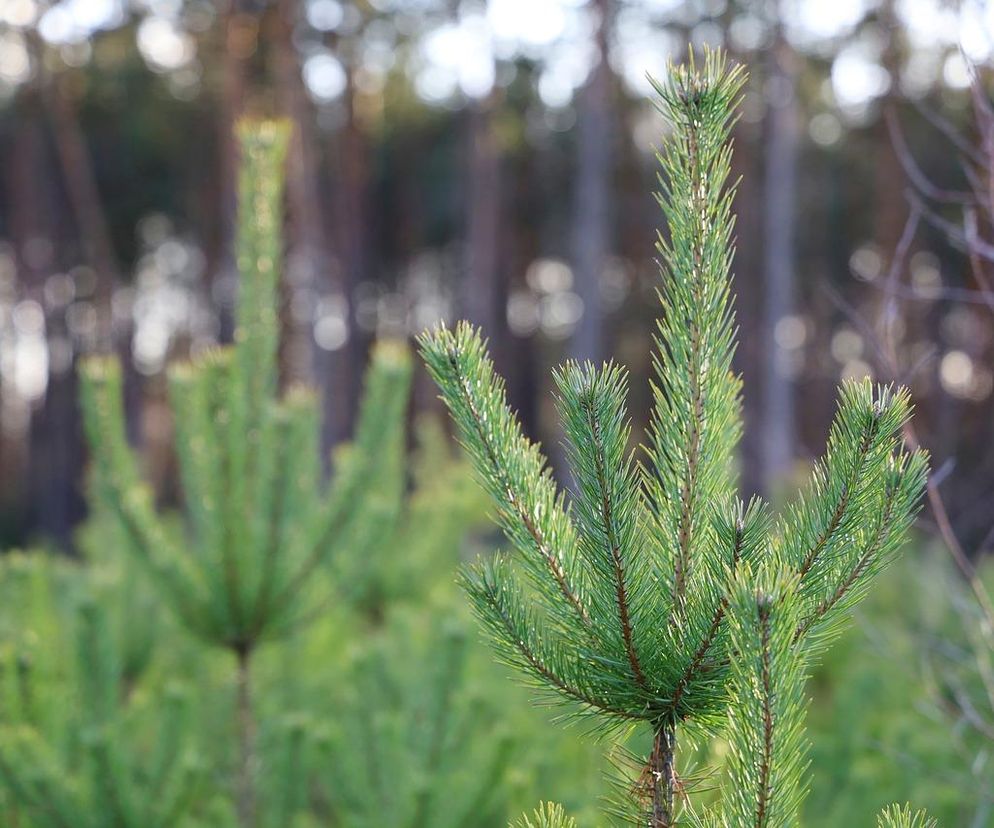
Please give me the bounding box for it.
[79,120,412,828]
[419,50,930,826]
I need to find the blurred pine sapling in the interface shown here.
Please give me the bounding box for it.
[0,555,207,828]
[317,617,514,827]
[0,418,521,828]
[419,50,930,826]
[79,120,412,828]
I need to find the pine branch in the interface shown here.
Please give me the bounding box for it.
[555,361,647,687]
[778,381,921,615]
[724,567,808,828]
[79,360,210,633]
[645,51,745,621]
[263,341,413,635]
[462,558,640,723]
[794,449,927,644]
[670,499,771,719]
[420,323,591,632]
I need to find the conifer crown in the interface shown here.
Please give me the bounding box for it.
[419,49,929,826]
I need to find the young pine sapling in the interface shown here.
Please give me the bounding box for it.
[79,120,412,828]
[420,50,929,827]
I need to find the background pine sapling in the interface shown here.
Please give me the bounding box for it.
[79,119,412,828]
[317,617,514,827]
[419,49,929,826]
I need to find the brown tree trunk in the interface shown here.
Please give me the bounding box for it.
[43,67,146,445]
[873,0,906,330]
[11,43,84,552]
[462,92,503,340]
[327,67,370,452]
[569,0,613,363]
[649,720,677,827]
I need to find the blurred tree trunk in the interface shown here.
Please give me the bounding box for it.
[462,92,504,353]
[731,122,764,497]
[274,0,354,460]
[274,0,323,374]
[213,0,252,344]
[569,0,614,363]
[8,74,47,545]
[45,73,118,331]
[11,40,84,552]
[330,66,371,447]
[873,0,906,327]
[759,30,799,494]
[44,68,144,448]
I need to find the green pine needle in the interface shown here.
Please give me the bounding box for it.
[877,804,938,828]
[513,802,578,828]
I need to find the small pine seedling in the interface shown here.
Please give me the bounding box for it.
[419,49,929,827]
[79,120,412,828]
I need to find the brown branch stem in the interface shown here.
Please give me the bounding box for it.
[650,720,677,828]
[670,524,744,715]
[235,646,257,828]
[755,603,774,828]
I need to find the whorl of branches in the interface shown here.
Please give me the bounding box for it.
[420,49,930,827]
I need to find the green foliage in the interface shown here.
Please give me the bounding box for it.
[79,121,413,655]
[0,555,209,828]
[797,549,961,826]
[514,802,578,828]
[318,614,513,827]
[331,416,490,621]
[76,490,163,687]
[420,49,929,826]
[0,418,605,827]
[876,804,937,828]
[723,566,808,828]
[777,383,929,651]
[0,115,613,828]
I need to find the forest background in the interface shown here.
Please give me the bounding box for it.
[3,0,994,552]
[1,0,994,825]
